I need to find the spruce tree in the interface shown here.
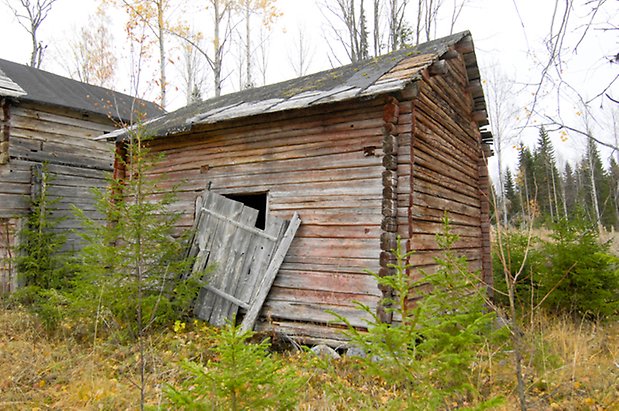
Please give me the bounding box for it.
[563,162,579,217]
[608,157,619,227]
[504,168,520,224]
[580,137,616,229]
[532,127,562,223]
[516,144,536,219]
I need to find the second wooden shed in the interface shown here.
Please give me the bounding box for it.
[0,59,163,293]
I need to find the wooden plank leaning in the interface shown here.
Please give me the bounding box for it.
[240,212,301,332]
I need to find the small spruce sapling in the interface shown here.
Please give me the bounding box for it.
[70,122,200,409]
[70,122,198,338]
[536,219,619,319]
[12,164,71,332]
[16,164,69,290]
[331,216,504,410]
[164,320,303,410]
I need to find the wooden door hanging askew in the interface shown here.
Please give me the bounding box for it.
[185,190,301,331]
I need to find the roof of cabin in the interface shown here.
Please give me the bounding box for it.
[0,58,164,122]
[104,31,490,142]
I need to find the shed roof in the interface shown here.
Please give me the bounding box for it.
[104,31,489,142]
[0,58,164,122]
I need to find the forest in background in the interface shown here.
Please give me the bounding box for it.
[497,126,619,230]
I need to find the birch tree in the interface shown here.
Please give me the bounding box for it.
[238,0,279,89]
[60,7,117,88]
[321,0,471,63]
[4,0,59,68]
[387,0,408,50]
[106,0,182,108]
[173,0,235,97]
[524,0,618,151]
[483,66,522,225]
[178,31,208,104]
[321,0,369,64]
[287,25,314,77]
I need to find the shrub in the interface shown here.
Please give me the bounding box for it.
[492,230,542,310]
[15,164,70,290]
[536,219,619,319]
[493,219,619,320]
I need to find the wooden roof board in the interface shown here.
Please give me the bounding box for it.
[0,58,163,122]
[103,31,489,142]
[0,68,26,98]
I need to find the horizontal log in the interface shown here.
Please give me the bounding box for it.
[275,270,380,295]
[162,164,383,192]
[268,286,379,307]
[9,146,113,170]
[12,104,115,133]
[287,238,380,259]
[413,191,480,219]
[410,233,481,251]
[271,195,381,208]
[411,220,481,237]
[261,300,375,329]
[295,224,381,239]
[254,320,351,345]
[409,205,480,226]
[281,256,378,272]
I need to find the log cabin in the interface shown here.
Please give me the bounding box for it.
[0,58,163,293]
[105,31,493,345]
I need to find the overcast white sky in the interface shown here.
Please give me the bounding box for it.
[0,0,617,176]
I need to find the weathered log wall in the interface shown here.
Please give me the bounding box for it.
[146,97,387,343]
[0,101,115,288]
[400,52,486,281]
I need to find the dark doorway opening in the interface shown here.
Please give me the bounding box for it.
[223,192,268,230]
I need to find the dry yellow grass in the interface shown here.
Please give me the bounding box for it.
[486,311,618,410]
[0,306,616,410]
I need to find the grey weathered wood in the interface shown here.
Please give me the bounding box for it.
[201,207,278,241]
[241,212,301,332]
[207,204,258,325]
[236,218,283,304]
[225,217,285,322]
[188,190,300,327]
[204,284,250,309]
[194,195,246,319]
[192,192,222,274]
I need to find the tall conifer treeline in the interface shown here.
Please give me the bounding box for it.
[499,127,619,229]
